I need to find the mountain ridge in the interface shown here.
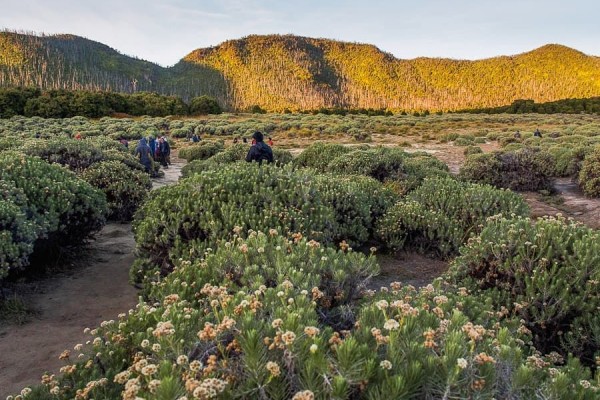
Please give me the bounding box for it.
[1,31,599,112]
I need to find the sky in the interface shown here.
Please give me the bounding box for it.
[1,0,598,67]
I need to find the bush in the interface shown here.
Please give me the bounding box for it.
[81,161,152,222]
[22,239,598,399]
[460,148,553,191]
[132,164,338,284]
[0,182,39,277]
[579,145,600,197]
[313,174,398,246]
[20,137,105,171]
[327,147,406,181]
[547,145,587,177]
[272,148,294,166]
[0,152,107,245]
[377,177,529,257]
[178,141,225,162]
[463,145,483,156]
[447,215,600,366]
[293,142,352,171]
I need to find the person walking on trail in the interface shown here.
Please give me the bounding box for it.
[534,128,542,138]
[149,136,156,156]
[135,137,154,175]
[157,136,171,168]
[245,131,274,164]
[191,133,201,143]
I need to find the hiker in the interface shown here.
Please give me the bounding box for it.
[74,132,82,140]
[149,136,156,156]
[268,137,274,146]
[533,129,542,138]
[242,137,248,144]
[233,137,239,144]
[119,137,129,148]
[514,131,521,139]
[134,137,154,175]
[157,136,171,167]
[245,131,274,164]
[191,133,200,143]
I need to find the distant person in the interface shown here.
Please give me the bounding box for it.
[533,129,542,138]
[268,137,274,146]
[242,137,248,144]
[191,133,201,143]
[34,132,41,139]
[119,137,129,148]
[134,137,154,175]
[74,132,82,140]
[514,130,521,139]
[245,131,274,164]
[233,137,239,144]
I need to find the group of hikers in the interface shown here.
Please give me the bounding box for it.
[134,135,171,176]
[134,130,273,176]
[233,135,274,146]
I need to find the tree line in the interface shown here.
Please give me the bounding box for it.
[0,87,222,118]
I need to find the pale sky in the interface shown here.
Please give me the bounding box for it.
[1,0,598,66]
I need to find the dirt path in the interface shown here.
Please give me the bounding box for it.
[0,157,184,398]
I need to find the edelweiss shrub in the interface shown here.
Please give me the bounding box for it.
[178,141,225,162]
[24,271,598,399]
[0,152,107,246]
[448,215,600,366]
[312,174,398,246]
[293,142,353,171]
[81,161,152,222]
[132,164,337,283]
[327,147,406,181]
[460,148,553,191]
[20,137,105,171]
[579,145,600,197]
[0,181,39,277]
[377,177,529,257]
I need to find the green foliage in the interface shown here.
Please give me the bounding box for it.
[132,164,338,284]
[21,235,598,399]
[463,145,483,156]
[460,148,553,191]
[578,145,600,197]
[293,142,353,172]
[81,161,151,222]
[20,137,104,171]
[0,152,106,277]
[448,215,600,366]
[189,95,222,115]
[178,141,224,162]
[377,177,529,257]
[0,181,38,277]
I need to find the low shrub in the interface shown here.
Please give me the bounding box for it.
[132,164,338,284]
[0,152,107,245]
[377,177,529,257]
[460,148,553,191]
[463,145,483,156]
[293,142,352,171]
[21,239,597,399]
[0,182,39,277]
[81,161,152,222]
[20,137,104,171]
[579,145,600,197]
[178,141,225,162]
[327,147,406,181]
[447,215,600,366]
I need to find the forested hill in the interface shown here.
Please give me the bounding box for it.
[2,31,600,112]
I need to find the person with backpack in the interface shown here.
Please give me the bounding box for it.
[245,131,274,164]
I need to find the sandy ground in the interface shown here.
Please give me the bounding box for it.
[0,157,184,398]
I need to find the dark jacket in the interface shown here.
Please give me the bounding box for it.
[135,138,153,165]
[245,142,274,164]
